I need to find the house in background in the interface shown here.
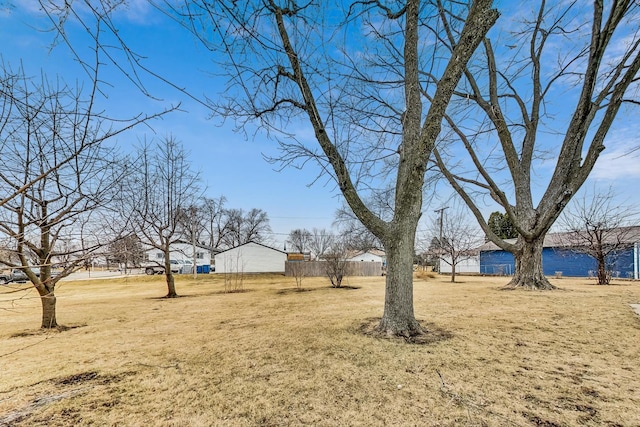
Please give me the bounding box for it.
[439,254,480,274]
[479,228,640,278]
[145,241,213,273]
[347,249,386,263]
[214,241,287,274]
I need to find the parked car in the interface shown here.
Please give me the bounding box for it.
[142,260,185,275]
[0,273,8,285]
[0,268,40,284]
[10,269,28,282]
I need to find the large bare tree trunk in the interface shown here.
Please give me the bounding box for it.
[376,224,423,337]
[506,238,555,290]
[40,292,58,329]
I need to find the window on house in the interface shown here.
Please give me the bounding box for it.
[156,253,163,259]
[196,252,204,259]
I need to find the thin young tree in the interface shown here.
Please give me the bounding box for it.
[558,188,639,285]
[125,136,202,298]
[0,65,167,328]
[427,207,483,282]
[433,1,640,289]
[325,239,350,289]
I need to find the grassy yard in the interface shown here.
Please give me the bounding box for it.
[1,273,639,426]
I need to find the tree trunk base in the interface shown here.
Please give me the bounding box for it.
[503,276,556,290]
[508,238,556,290]
[375,316,424,338]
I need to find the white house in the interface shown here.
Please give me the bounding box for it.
[214,241,287,274]
[145,241,213,269]
[439,255,480,274]
[347,249,386,263]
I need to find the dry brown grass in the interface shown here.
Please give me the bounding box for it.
[1,273,639,426]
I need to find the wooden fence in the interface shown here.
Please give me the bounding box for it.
[285,261,383,277]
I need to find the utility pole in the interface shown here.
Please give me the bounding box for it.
[434,206,449,273]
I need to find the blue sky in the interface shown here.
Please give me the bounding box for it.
[1,1,638,246]
[0,1,343,246]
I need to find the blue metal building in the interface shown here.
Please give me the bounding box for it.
[479,229,640,279]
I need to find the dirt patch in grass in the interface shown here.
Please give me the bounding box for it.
[53,371,136,387]
[54,371,99,386]
[358,317,454,345]
[522,412,564,427]
[0,370,136,426]
[189,289,254,297]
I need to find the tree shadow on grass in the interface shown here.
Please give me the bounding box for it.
[10,324,86,338]
[358,317,453,345]
[276,285,361,295]
[276,287,314,295]
[190,289,255,298]
[148,295,187,301]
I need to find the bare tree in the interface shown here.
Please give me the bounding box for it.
[308,228,334,261]
[433,1,640,289]
[325,240,349,289]
[107,234,145,273]
[0,63,167,328]
[221,209,243,249]
[288,228,312,253]
[558,189,639,285]
[125,136,202,298]
[222,251,245,293]
[426,207,483,282]
[201,196,227,252]
[333,206,383,254]
[221,208,272,248]
[156,0,498,336]
[243,208,273,245]
[44,1,499,336]
[289,261,305,290]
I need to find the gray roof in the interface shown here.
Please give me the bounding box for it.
[478,226,640,251]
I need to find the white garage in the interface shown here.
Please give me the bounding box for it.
[347,249,386,263]
[214,241,287,274]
